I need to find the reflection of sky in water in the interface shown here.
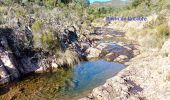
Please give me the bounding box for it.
[72,59,124,93]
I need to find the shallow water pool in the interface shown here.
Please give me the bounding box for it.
[0,60,124,100]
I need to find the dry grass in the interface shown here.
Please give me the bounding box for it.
[156,24,170,38]
[167,71,170,80]
[55,50,80,67]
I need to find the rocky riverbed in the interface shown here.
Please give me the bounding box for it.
[85,27,139,63]
[80,30,170,100]
[0,26,139,99]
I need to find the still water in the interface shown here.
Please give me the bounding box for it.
[0,60,124,100]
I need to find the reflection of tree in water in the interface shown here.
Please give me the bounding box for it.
[34,68,76,99]
[0,68,76,99]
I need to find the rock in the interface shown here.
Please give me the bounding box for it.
[52,62,58,69]
[99,43,132,59]
[20,57,39,73]
[89,35,102,41]
[103,43,130,55]
[82,51,170,100]
[96,43,110,51]
[105,34,114,38]
[161,39,170,55]
[81,76,139,100]
[133,50,140,56]
[0,47,20,81]
[0,60,10,84]
[104,52,119,62]
[86,47,101,59]
[114,55,129,63]
[80,42,90,51]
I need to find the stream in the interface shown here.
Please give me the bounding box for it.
[0,27,135,100]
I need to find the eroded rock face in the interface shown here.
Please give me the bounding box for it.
[0,60,10,84]
[0,28,57,84]
[0,46,20,84]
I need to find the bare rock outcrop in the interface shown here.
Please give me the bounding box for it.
[82,51,170,100]
[0,42,20,84]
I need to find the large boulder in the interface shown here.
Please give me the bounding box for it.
[86,47,101,59]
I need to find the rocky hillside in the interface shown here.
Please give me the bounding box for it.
[0,1,95,84]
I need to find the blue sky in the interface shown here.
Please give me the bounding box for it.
[89,0,127,3]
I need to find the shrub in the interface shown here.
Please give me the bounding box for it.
[87,8,95,15]
[3,0,13,5]
[161,0,170,10]
[44,0,56,7]
[156,24,170,38]
[41,29,55,50]
[32,20,44,33]
[32,20,44,48]
[15,6,27,17]
[145,13,166,29]
[33,32,42,48]
[55,50,79,67]
[131,0,143,8]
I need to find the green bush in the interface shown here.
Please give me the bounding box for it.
[87,8,95,15]
[131,0,143,8]
[44,0,56,7]
[33,32,41,48]
[32,20,44,33]
[41,30,55,50]
[15,6,27,17]
[32,20,44,48]
[156,24,170,38]
[55,50,79,67]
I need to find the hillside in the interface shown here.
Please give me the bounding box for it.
[91,0,130,7]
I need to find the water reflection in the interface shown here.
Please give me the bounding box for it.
[0,60,124,100]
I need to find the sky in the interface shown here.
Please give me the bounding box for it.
[89,0,127,3]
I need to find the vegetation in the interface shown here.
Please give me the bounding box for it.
[109,0,170,49]
[167,71,170,80]
[0,0,169,69]
[156,24,170,39]
[0,0,91,70]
